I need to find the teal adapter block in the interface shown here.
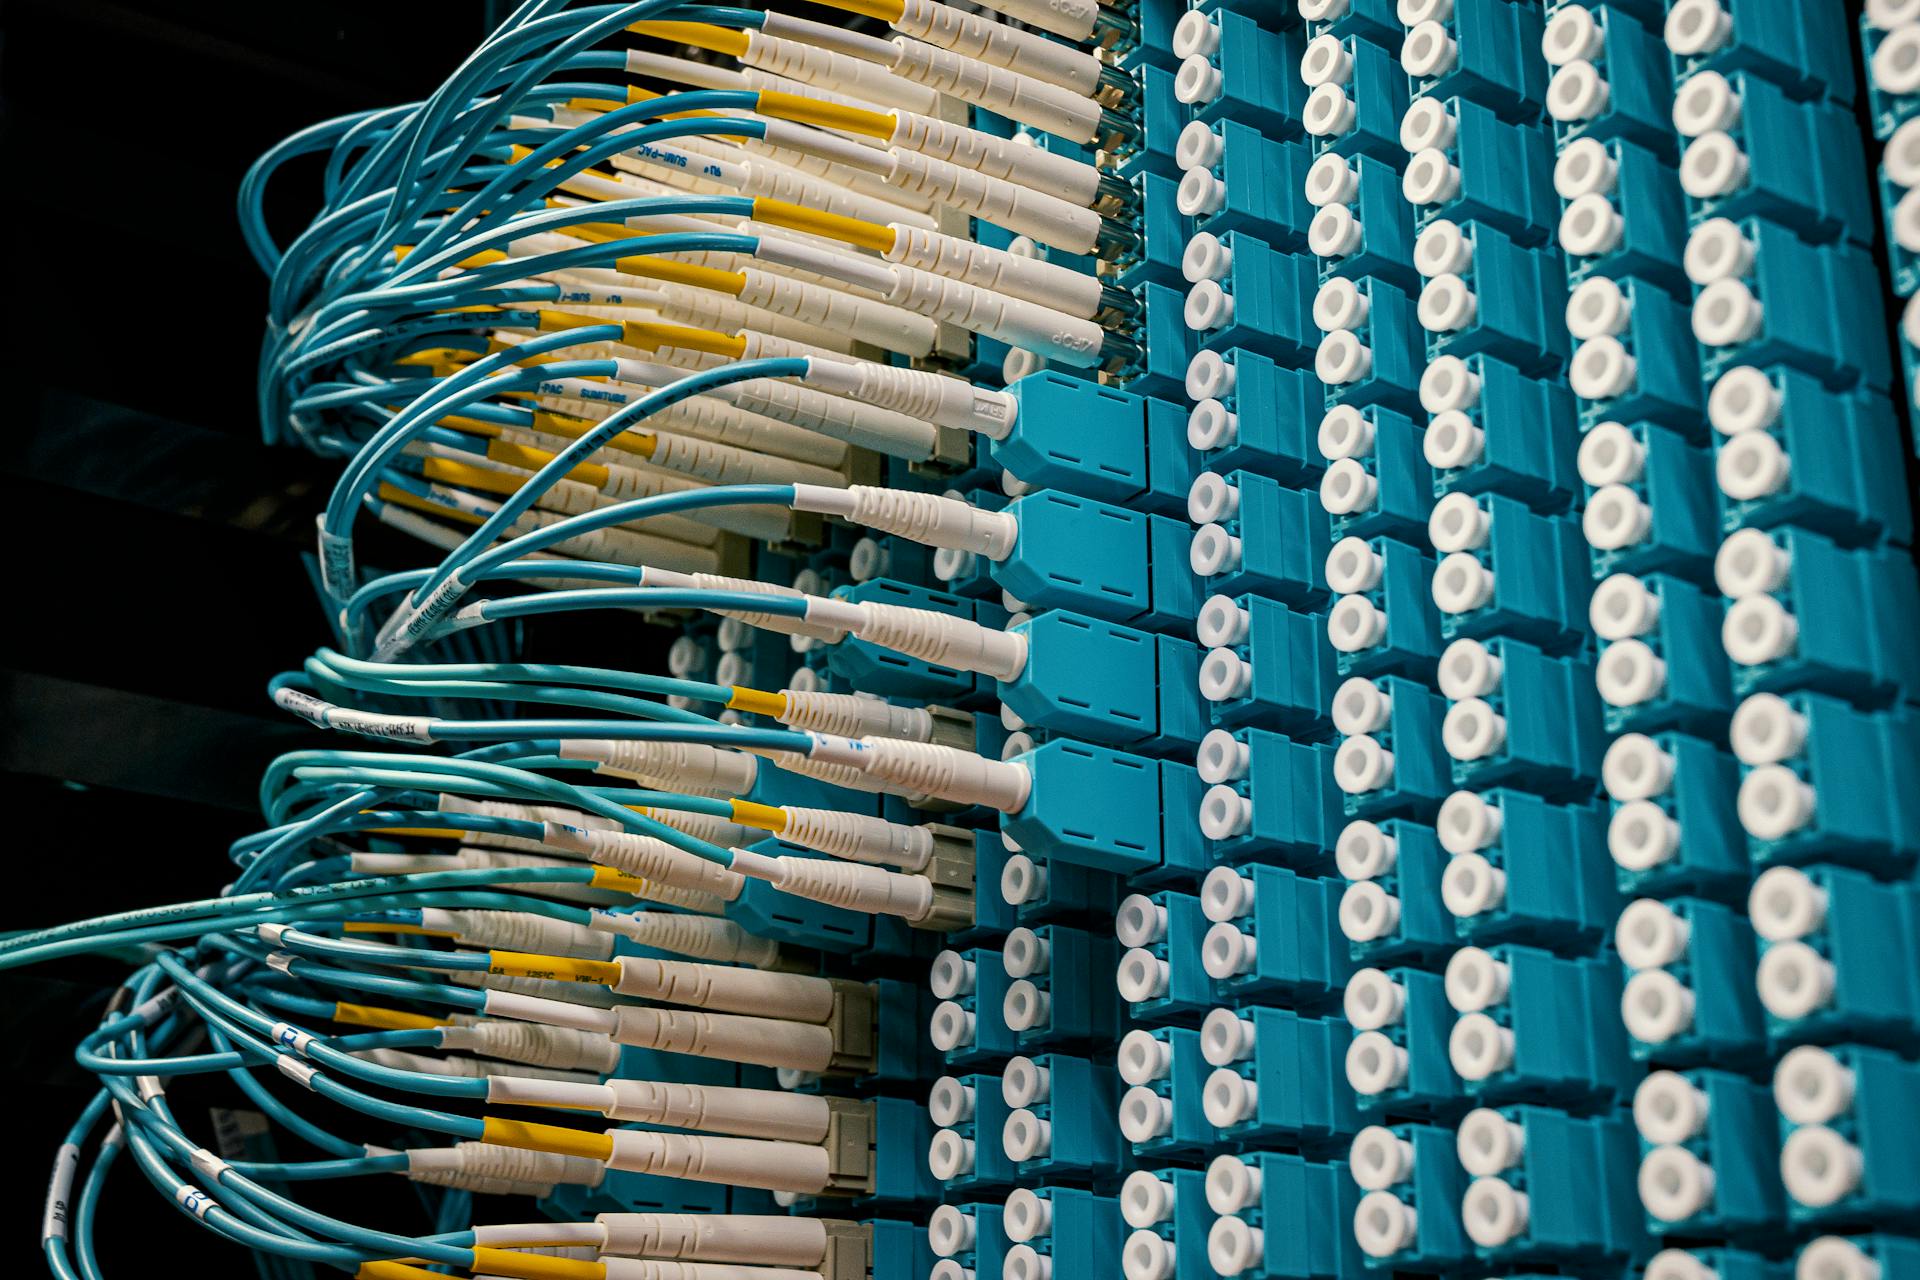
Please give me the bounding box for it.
[1604,730,1747,902]
[1545,1,1675,153]
[873,1220,935,1280]
[1001,1186,1121,1280]
[1632,1068,1784,1235]
[1328,536,1445,682]
[1618,896,1766,1067]
[930,945,1019,1069]
[1196,1003,1360,1153]
[1301,0,1398,45]
[1180,10,1308,137]
[1738,692,1920,875]
[1000,609,1207,756]
[1594,572,1733,737]
[1317,274,1424,415]
[860,1095,941,1210]
[1333,674,1452,821]
[1320,402,1434,546]
[995,489,1199,635]
[928,1072,1018,1193]
[1197,592,1340,738]
[1120,1024,1216,1158]
[1206,1150,1368,1280]
[1693,218,1889,391]
[1425,351,1582,515]
[1653,1249,1793,1280]
[1342,966,1465,1119]
[1348,1122,1473,1272]
[929,1202,1007,1280]
[1408,95,1560,246]
[1186,123,1316,251]
[980,832,1126,936]
[1722,527,1920,709]
[1456,1105,1648,1267]
[1125,279,1196,403]
[1431,492,1592,654]
[1194,724,1345,870]
[1668,0,1857,106]
[1437,789,1619,953]
[1581,419,1720,583]
[1570,274,1705,429]
[1559,136,1690,297]
[1752,864,1920,1052]
[1313,152,1418,292]
[1127,168,1189,294]
[1335,817,1458,967]
[1201,862,1354,1009]
[1186,346,1329,487]
[1710,367,1912,549]
[1119,1166,1213,1280]
[994,373,1193,518]
[1187,231,1320,364]
[1776,1044,1920,1228]
[1306,31,1408,165]
[1440,634,1605,797]
[1405,0,1548,122]
[1418,219,1570,375]
[998,1052,1121,1180]
[1000,923,1122,1052]
[1188,469,1335,610]
[1678,72,1873,249]
[1116,888,1216,1022]
[1448,944,1635,1109]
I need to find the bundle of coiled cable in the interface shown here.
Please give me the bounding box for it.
[17,0,1140,1274]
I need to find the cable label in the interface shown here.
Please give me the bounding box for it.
[175,1185,216,1219]
[41,1144,78,1242]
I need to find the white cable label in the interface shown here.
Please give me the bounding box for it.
[189,1148,232,1182]
[176,1185,216,1219]
[269,1022,315,1056]
[276,1056,319,1090]
[41,1144,78,1241]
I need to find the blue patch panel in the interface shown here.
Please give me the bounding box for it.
[1314,274,1426,412]
[1774,1043,1920,1227]
[1120,1165,1213,1280]
[1001,610,1207,754]
[931,1202,1009,1280]
[1326,535,1445,680]
[1119,1024,1215,1158]
[1568,274,1705,427]
[1427,490,1592,653]
[930,1074,1021,1192]
[1185,232,1321,362]
[998,1053,1121,1180]
[1000,1186,1123,1280]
